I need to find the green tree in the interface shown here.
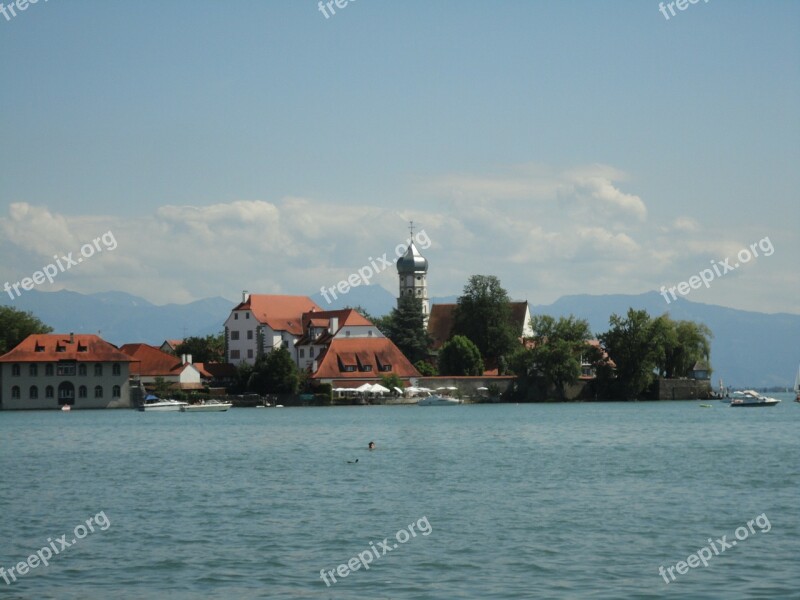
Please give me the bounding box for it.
[0,306,52,355]
[414,360,438,376]
[248,347,299,394]
[598,309,661,400]
[512,315,594,400]
[653,316,712,379]
[438,335,484,376]
[383,295,431,364]
[451,275,518,364]
[379,373,404,394]
[175,333,225,363]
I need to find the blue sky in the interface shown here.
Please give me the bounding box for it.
[1,0,798,313]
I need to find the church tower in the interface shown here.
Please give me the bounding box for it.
[396,222,429,326]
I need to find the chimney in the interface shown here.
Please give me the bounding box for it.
[69,332,74,344]
[242,290,250,303]
[329,317,339,334]
[181,354,187,364]
[187,354,192,364]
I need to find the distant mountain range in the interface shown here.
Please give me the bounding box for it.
[4,287,798,388]
[1,290,232,347]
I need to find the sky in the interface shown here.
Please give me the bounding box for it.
[1,0,798,314]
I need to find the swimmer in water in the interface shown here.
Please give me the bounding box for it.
[368,441,375,450]
[347,458,359,463]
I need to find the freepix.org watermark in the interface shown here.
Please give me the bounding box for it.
[319,229,431,305]
[0,0,49,23]
[659,236,774,305]
[317,0,356,19]
[3,230,118,300]
[319,516,432,587]
[658,0,710,21]
[659,513,770,584]
[1,511,111,585]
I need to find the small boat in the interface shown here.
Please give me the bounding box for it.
[418,395,461,406]
[729,390,781,408]
[140,398,188,412]
[181,400,232,412]
[699,404,713,408]
[61,405,71,412]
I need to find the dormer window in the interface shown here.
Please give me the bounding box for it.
[77,343,88,352]
[34,343,45,352]
[56,344,66,353]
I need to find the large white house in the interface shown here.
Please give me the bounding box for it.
[0,333,133,410]
[224,293,322,365]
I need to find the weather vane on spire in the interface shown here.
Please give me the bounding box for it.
[409,220,414,237]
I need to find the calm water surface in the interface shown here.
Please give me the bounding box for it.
[1,396,798,599]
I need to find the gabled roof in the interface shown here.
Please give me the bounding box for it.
[232,295,322,335]
[162,339,183,350]
[119,343,188,377]
[427,302,530,350]
[312,337,420,379]
[0,334,133,363]
[300,308,372,332]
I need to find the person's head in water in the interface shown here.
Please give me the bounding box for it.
[368,441,375,450]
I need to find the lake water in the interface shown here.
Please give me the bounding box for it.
[1,395,798,599]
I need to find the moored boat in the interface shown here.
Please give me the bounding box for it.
[140,397,188,412]
[180,400,232,412]
[729,390,781,408]
[418,395,461,406]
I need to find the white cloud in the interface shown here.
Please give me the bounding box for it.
[0,162,794,314]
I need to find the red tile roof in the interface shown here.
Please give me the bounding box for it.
[119,343,187,377]
[0,334,133,363]
[232,295,322,335]
[312,337,420,379]
[300,308,372,332]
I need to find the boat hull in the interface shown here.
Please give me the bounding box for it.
[418,395,461,406]
[180,403,232,412]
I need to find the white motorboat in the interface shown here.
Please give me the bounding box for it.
[729,390,781,408]
[140,398,188,412]
[418,395,461,406]
[180,400,232,412]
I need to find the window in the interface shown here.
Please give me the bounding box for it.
[231,331,240,340]
[94,364,103,376]
[234,313,238,320]
[78,364,87,376]
[246,313,250,319]
[30,385,38,399]
[45,364,54,376]
[309,347,315,358]
[381,365,392,372]
[11,364,20,376]
[11,386,20,399]
[247,349,253,359]
[35,343,45,353]
[79,386,87,399]
[57,363,76,376]
[29,364,38,376]
[94,386,103,398]
[247,330,253,340]
[368,330,373,336]
[346,331,351,337]
[230,350,240,359]
[112,385,121,398]
[299,349,305,358]
[46,386,54,398]
[56,344,66,353]
[112,363,121,376]
[343,365,356,372]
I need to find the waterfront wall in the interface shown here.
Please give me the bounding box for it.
[654,378,712,400]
